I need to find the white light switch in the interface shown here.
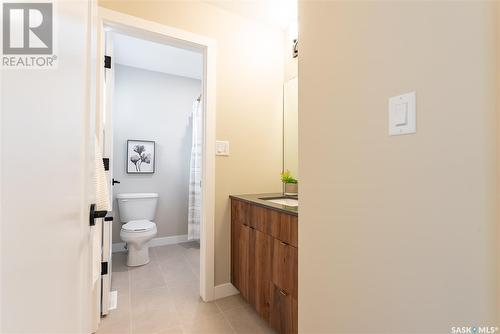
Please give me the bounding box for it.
[393,102,408,126]
[216,140,230,156]
[389,92,416,136]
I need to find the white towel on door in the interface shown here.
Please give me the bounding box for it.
[92,137,110,285]
[94,137,111,211]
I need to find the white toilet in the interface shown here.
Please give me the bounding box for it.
[116,193,159,266]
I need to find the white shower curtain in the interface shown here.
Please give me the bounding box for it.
[188,99,202,241]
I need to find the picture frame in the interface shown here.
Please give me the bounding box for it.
[126,140,155,174]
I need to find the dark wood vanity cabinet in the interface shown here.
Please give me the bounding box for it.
[231,198,298,334]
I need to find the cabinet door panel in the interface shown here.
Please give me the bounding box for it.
[231,200,241,289]
[238,224,251,300]
[272,239,298,298]
[231,199,251,292]
[249,228,273,321]
[270,284,297,334]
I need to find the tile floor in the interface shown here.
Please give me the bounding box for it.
[97,242,275,334]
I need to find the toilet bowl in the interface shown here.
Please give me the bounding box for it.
[120,220,157,266]
[116,193,159,267]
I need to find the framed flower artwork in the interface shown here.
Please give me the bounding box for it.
[127,140,155,174]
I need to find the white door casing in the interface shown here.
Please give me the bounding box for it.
[100,30,115,317]
[96,7,217,302]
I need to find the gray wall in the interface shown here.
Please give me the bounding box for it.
[112,64,201,242]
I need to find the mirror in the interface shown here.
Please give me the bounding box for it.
[283,77,298,180]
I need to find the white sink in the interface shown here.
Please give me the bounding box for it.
[264,198,298,207]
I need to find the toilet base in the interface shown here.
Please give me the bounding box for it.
[120,226,157,267]
[126,244,151,266]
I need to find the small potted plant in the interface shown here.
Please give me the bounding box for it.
[281,170,298,196]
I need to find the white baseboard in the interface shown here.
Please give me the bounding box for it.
[214,283,239,300]
[112,234,189,253]
[150,234,189,247]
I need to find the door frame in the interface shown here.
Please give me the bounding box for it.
[96,7,217,302]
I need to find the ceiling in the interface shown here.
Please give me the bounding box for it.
[111,32,203,80]
[206,0,297,30]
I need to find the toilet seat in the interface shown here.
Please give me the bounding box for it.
[121,220,155,233]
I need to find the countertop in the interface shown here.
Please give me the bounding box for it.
[229,193,298,216]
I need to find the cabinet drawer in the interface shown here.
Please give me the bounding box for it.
[249,205,269,233]
[269,210,298,247]
[250,205,298,247]
[233,199,251,226]
[272,238,298,298]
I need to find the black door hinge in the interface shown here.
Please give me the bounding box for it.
[101,262,108,275]
[102,158,109,171]
[104,55,111,69]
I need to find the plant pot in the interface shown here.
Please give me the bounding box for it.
[284,183,298,196]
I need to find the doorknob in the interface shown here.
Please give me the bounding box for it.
[112,178,120,186]
[89,204,107,226]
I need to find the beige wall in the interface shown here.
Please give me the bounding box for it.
[99,0,284,285]
[299,1,499,333]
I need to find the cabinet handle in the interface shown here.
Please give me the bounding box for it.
[279,289,288,296]
[280,241,289,246]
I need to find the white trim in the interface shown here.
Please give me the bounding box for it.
[97,7,217,302]
[150,234,189,247]
[112,234,189,253]
[214,283,239,300]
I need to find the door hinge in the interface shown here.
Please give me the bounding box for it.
[104,55,111,69]
[293,39,298,58]
[102,158,109,171]
[101,262,108,275]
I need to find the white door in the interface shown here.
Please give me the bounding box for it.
[100,31,115,316]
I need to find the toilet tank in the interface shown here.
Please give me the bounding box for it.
[116,193,159,223]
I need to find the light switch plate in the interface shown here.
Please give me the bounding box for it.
[216,140,230,156]
[389,92,416,136]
